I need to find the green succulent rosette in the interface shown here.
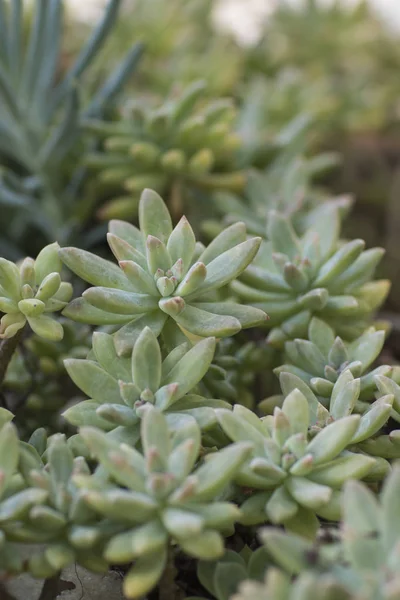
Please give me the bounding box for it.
[216,391,376,532]
[274,318,391,400]
[84,81,245,221]
[0,243,73,341]
[7,433,109,577]
[0,411,48,575]
[60,188,267,355]
[231,208,389,348]
[63,327,230,442]
[260,466,400,600]
[261,369,395,474]
[231,569,352,600]
[209,158,350,239]
[75,409,252,599]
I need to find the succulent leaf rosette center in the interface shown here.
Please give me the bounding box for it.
[60,189,267,355]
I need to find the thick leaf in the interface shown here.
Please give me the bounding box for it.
[267,211,300,260]
[266,486,298,524]
[123,547,167,599]
[27,315,64,341]
[64,359,123,404]
[107,233,148,270]
[146,235,172,275]
[179,530,224,560]
[105,521,167,562]
[260,528,313,575]
[309,452,375,487]
[114,311,167,356]
[281,389,309,437]
[132,327,162,392]
[314,239,365,287]
[167,216,196,273]
[216,408,267,454]
[79,427,146,492]
[0,423,19,495]
[192,442,253,502]
[286,477,332,510]
[342,479,380,536]
[91,331,131,380]
[139,189,172,244]
[62,400,115,431]
[162,508,204,539]
[59,247,133,290]
[306,416,360,464]
[141,408,170,460]
[34,243,62,282]
[83,287,157,315]
[62,297,133,325]
[198,222,247,265]
[173,304,241,337]
[308,317,335,356]
[162,337,215,399]
[193,302,268,329]
[109,219,145,253]
[187,238,261,298]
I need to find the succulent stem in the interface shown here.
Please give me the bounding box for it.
[0,325,27,389]
[158,544,178,600]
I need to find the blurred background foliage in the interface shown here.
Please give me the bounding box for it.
[2,0,400,309]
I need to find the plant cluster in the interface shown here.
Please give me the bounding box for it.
[1,2,400,600]
[84,81,245,222]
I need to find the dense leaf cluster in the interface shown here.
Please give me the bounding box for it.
[1,2,400,600]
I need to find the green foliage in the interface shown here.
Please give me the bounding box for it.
[0,243,72,340]
[63,327,229,438]
[60,188,267,353]
[84,81,245,221]
[232,208,389,347]
[217,390,375,531]
[77,409,251,598]
[274,319,389,398]
[187,546,269,600]
[1,1,400,599]
[258,466,400,600]
[248,0,400,135]
[3,319,91,435]
[231,569,352,600]
[0,0,143,256]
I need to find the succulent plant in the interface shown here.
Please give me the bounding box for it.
[231,569,352,600]
[0,411,48,575]
[0,0,143,255]
[186,546,270,600]
[274,319,390,400]
[355,375,400,460]
[216,390,376,532]
[75,409,252,598]
[211,157,347,240]
[1,0,400,596]
[84,81,245,221]
[63,327,230,442]
[231,208,389,347]
[259,370,394,479]
[0,243,72,341]
[60,188,267,354]
[7,433,110,577]
[260,466,400,600]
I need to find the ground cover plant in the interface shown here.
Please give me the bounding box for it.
[1,1,400,599]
